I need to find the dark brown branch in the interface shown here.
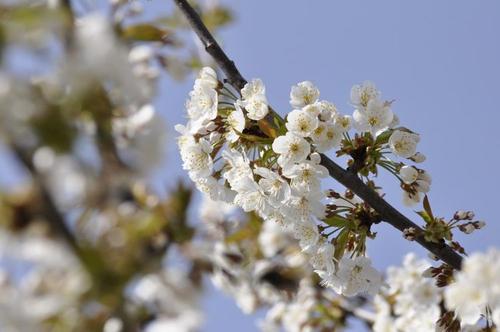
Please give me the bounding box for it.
[172,0,247,90]
[320,156,462,269]
[172,0,463,270]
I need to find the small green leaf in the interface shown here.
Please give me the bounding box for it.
[333,228,350,260]
[374,129,393,145]
[416,210,433,224]
[122,24,171,42]
[202,7,233,30]
[323,216,347,228]
[257,117,278,139]
[423,195,434,220]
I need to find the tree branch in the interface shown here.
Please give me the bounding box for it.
[172,0,247,90]
[319,156,462,269]
[172,0,463,270]
[10,143,81,254]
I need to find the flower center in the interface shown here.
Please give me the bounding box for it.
[290,143,300,153]
[368,116,379,126]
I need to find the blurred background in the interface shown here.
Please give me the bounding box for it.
[1,0,499,331]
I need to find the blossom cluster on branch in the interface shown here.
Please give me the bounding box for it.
[177,67,464,296]
[177,66,498,330]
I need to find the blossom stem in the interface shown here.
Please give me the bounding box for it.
[221,85,239,100]
[218,101,236,107]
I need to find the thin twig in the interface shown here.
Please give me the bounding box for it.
[172,0,463,270]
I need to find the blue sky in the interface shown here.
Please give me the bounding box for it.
[3,0,500,331]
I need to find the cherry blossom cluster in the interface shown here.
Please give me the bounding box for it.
[197,195,375,331]
[177,67,490,304]
[345,81,430,206]
[373,253,442,331]
[444,248,500,328]
[197,195,497,331]
[0,231,88,331]
[372,251,500,331]
[177,67,431,297]
[197,196,313,315]
[179,69,360,296]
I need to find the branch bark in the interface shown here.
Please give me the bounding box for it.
[173,0,247,90]
[172,0,463,270]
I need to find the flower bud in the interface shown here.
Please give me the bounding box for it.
[453,210,474,220]
[403,227,417,241]
[410,152,426,163]
[458,223,475,234]
[473,221,485,229]
[327,190,340,199]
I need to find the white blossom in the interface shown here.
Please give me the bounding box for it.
[319,255,382,297]
[272,132,311,168]
[290,81,320,109]
[309,241,335,274]
[282,159,328,196]
[240,95,269,121]
[233,283,259,314]
[194,176,234,203]
[350,81,380,110]
[314,122,344,152]
[444,248,500,326]
[186,85,218,131]
[226,106,245,143]
[258,219,291,258]
[74,14,149,103]
[194,66,218,90]
[241,78,265,100]
[399,166,418,184]
[415,170,431,193]
[374,253,442,332]
[283,192,325,223]
[239,79,269,121]
[402,191,421,206]
[317,100,338,121]
[290,218,320,253]
[132,271,203,332]
[388,130,420,158]
[285,109,319,137]
[234,177,270,214]
[334,114,352,132]
[410,152,426,163]
[254,167,291,208]
[353,98,393,134]
[222,148,253,191]
[180,138,213,180]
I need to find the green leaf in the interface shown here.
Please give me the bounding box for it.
[323,215,347,228]
[416,210,433,224]
[122,24,171,43]
[260,148,275,164]
[333,228,350,260]
[422,195,434,220]
[240,132,274,144]
[202,7,233,30]
[374,129,393,145]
